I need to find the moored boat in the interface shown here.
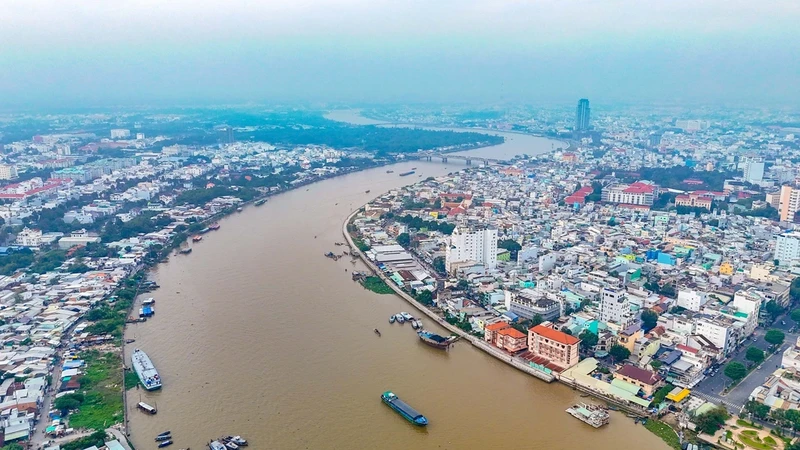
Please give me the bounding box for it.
[255,199,267,206]
[158,440,173,448]
[417,330,455,349]
[137,401,157,414]
[158,431,171,437]
[566,403,610,428]
[132,348,162,390]
[400,312,413,321]
[209,441,226,450]
[399,171,415,177]
[179,248,193,254]
[395,314,405,324]
[389,315,395,324]
[410,319,420,330]
[209,222,221,230]
[156,435,171,442]
[192,235,203,242]
[381,391,427,426]
[374,328,381,336]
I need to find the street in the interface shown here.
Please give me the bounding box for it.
[693,310,798,411]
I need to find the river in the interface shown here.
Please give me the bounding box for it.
[124,111,667,449]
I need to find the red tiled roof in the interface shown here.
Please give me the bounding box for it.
[622,182,656,194]
[531,324,580,345]
[615,364,662,385]
[498,327,527,339]
[676,344,699,354]
[486,322,511,332]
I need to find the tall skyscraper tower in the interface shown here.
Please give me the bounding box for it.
[575,98,591,132]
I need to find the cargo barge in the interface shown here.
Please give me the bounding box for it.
[398,171,415,177]
[381,391,428,426]
[417,329,456,349]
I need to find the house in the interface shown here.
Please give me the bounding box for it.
[484,321,511,347]
[613,364,663,397]
[527,322,581,370]
[497,327,528,353]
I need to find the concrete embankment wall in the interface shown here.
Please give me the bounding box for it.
[342,209,554,383]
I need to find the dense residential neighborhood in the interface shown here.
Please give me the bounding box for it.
[349,115,800,449]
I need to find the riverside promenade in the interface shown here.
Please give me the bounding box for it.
[342,208,555,383]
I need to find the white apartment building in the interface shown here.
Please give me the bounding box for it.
[599,287,633,325]
[445,227,498,272]
[677,289,708,312]
[694,316,733,355]
[733,290,763,336]
[110,129,131,139]
[15,228,43,247]
[742,159,765,183]
[775,232,800,266]
[0,164,18,180]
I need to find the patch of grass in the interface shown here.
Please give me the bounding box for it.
[68,350,123,431]
[742,430,759,437]
[362,276,394,294]
[762,436,777,446]
[644,419,681,450]
[737,419,763,429]
[738,433,775,450]
[124,370,139,390]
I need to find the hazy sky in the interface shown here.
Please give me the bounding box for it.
[1,0,799,108]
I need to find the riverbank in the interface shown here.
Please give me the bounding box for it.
[342,207,555,383]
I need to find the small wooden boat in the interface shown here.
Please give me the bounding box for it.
[374,328,381,337]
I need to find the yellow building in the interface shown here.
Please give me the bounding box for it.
[719,261,734,276]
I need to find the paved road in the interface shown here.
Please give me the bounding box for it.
[106,426,134,450]
[693,310,798,411]
[30,347,68,448]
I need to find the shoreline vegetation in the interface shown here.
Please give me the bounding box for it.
[361,276,394,294]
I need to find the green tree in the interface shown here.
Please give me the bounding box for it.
[531,314,544,327]
[724,361,747,381]
[764,300,784,322]
[396,233,411,248]
[609,344,631,362]
[497,239,522,260]
[744,400,770,420]
[765,329,786,347]
[745,346,765,364]
[415,290,433,306]
[791,308,800,323]
[579,330,598,351]
[1,443,25,450]
[641,309,658,331]
[694,406,729,434]
[433,256,446,274]
[650,360,663,370]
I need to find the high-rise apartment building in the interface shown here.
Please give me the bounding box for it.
[742,158,765,183]
[778,185,800,222]
[445,227,498,272]
[575,98,590,132]
[775,232,800,266]
[0,164,18,180]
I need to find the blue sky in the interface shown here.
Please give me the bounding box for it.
[1,0,798,108]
